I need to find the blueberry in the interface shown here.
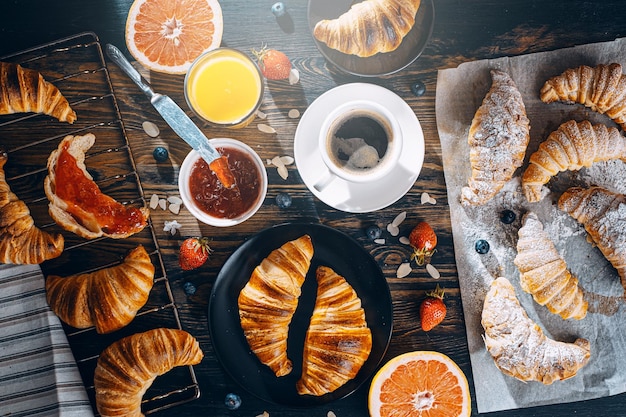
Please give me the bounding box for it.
[152,146,169,162]
[475,239,490,254]
[271,2,286,17]
[183,281,196,296]
[275,192,292,209]
[224,392,241,410]
[411,80,426,96]
[366,225,382,240]
[500,209,516,224]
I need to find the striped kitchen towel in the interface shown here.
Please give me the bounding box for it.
[0,263,94,417]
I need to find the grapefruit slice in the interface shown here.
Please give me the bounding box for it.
[368,351,471,417]
[125,0,223,74]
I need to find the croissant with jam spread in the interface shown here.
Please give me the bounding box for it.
[238,235,314,377]
[0,61,76,123]
[44,133,149,239]
[313,0,421,57]
[0,151,64,264]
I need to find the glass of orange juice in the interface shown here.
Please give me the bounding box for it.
[184,48,264,129]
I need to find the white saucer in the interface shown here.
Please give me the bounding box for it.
[294,83,425,213]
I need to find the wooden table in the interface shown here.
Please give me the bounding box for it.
[1,1,626,416]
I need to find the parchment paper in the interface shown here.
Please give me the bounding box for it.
[436,38,626,413]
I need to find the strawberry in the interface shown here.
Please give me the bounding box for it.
[419,285,446,331]
[179,237,212,270]
[253,46,291,80]
[409,221,437,266]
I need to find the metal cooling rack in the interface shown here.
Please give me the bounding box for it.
[0,32,200,415]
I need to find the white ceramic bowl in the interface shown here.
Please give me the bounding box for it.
[178,138,267,227]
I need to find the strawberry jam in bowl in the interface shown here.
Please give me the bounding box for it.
[179,138,267,227]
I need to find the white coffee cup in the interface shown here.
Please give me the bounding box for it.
[313,100,403,192]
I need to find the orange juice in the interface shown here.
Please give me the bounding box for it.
[185,48,263,128]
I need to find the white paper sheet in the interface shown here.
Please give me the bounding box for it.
[436,38,626,413]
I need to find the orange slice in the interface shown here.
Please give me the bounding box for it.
[125,0,223,74]
[368,351,471,417]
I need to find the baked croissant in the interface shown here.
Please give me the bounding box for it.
[313,0,421,58]
[461,70,531,206]
[44,133,149,239]
[45,245,154,334]
[0,61,76,123]
[514,212,587,320]
[558,186,626,292]
[522,120,626,202]
[238,234,314,377]
[540,63,626,130]
[0,151,64,264]
[296,266,372,396]
[482,277,591,384]
[94,328,203,417]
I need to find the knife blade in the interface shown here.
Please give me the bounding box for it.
[105,44,236,188]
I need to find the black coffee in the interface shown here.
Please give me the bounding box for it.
[333,115,389,161]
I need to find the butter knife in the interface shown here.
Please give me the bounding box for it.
[105,43,236,188]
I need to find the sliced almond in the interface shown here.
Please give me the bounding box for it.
[426,263,441,279]
[288,109,300,119]
[399,236,410,245]
[142,120,160,137]
[271,155,285,168]
[256,110,267,119]
[387,223,399,236]
[288,68,300,85]
[277,164,288,180]
[258,123,276,134]
[374,238,386,244]
[167,196,182,205]
[168,203,181,214]
[279,155,295,165]
[396,262,412,278]
[149,194,159,209]
[158,198,167,210]
[392,211,407,227]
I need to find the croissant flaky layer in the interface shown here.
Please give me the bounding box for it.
[0,152,64,264]
[540,63,626,130]
[44,133,149,239]
[238,234,314,377]
[45,245,155,334]
[522,120,626,202]
[313,0,421,57]
[558,186,626,292]
[481,277,590,384]
[514,212,587,320]
[461,69,530,206]
[0,61,76,123]
[296,266,372,396]
[94,328,203,417]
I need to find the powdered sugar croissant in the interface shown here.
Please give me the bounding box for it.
[461,69,531,206]
[94,328,203,417]
[522,120,626,202]
[0,61,76,123]
[296,266,372,396]
[558,186,626,292]
[0,151,64,264]
[540,63,626,130]
[238,235,314,377]
[482,277,590,384]
[514,212,587,320]
[313,0,421,57]
[45,245,154,334]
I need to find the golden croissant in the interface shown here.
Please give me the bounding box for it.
[313,0,421,57]
[0,151,64,264]
[482,277,591,384]
[45,245,154,334]
[0,61,76,123]
[461,69,531,206]
[558,186,626,292]
[44,133,149,239]
[238,234,314,377]
[540,63,626,130]
[296,266,372,396]
[522,120,626,202]
[94,328,203,417]
[514,212,587,320]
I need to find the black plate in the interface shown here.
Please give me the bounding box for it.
[208,223,393,406]
[308,0,435,77]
